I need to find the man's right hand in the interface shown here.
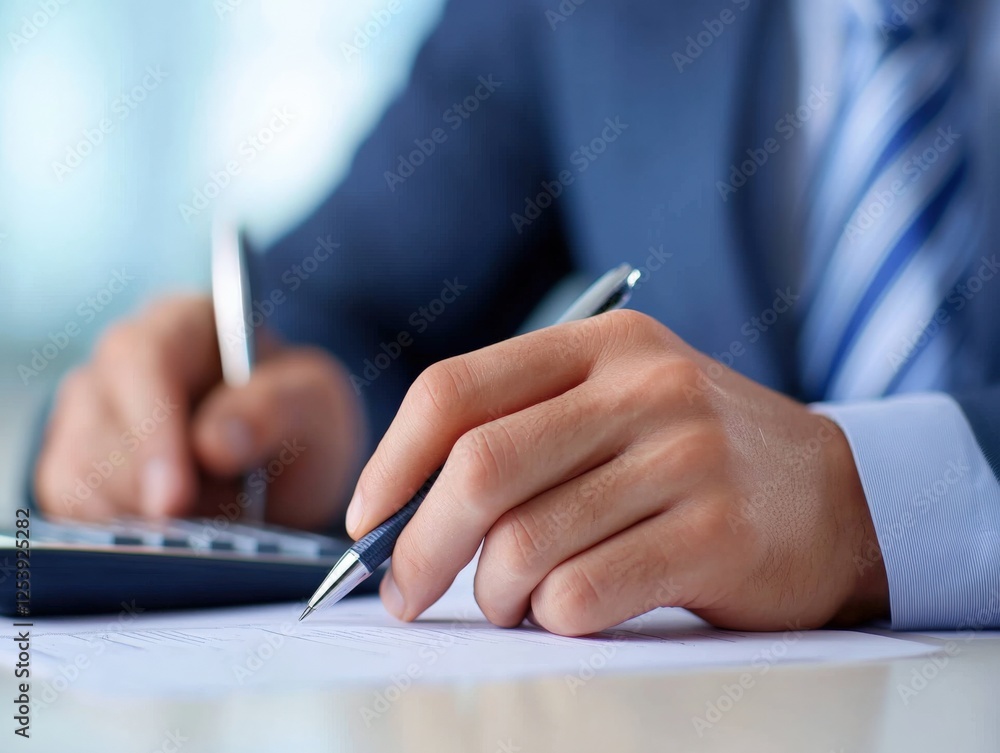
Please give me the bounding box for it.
[34,295,364,530]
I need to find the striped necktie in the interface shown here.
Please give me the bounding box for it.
[797,2,979,401]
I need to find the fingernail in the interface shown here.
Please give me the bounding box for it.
[345,490,364,536]
[218,417,253,464]
[381,568,405,620]
[142,458,175,517]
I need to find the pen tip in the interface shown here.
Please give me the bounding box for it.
[298,606,314,622]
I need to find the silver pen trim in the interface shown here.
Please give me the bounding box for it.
[302,550,372,617]
[555,263,640,324]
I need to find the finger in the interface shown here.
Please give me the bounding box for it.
[474,430,705,627]
[35,369,121,521]
[350,316,624,537]
[94,297,220,517]
[529,501,731,636]
[191,347,363,529]
[530,513,688,636]
[380,381,639,621]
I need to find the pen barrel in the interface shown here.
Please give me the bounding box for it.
[352,470,441,571]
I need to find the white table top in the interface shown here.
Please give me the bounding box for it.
[4,631,997,753]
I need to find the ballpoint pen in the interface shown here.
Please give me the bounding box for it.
[212,219,267,523]
[300,263,643,621]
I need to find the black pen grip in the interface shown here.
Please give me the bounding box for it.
[352,470,441,571]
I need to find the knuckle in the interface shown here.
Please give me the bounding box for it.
[598,309,663,350]
[679,499,737,555]
[650,357,710,409]
[665,357,705,396]
[143,295,214,361]
[143,294,207,328]
[141,296,180,324]
[357,451,407,511]
[577,455,628,507]
[451,423,514,499]
[656,423,730,487]
[699,501,736,544]
[692,423,730,468]
[94,321,138,366]
[668,357,704,391]
[391,540,437,590]
[489,508,548,580]
[534,563,604,636]
[408,359,471,423]
[606,307,651,333]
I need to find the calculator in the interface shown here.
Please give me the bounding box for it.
[0,516,381,616]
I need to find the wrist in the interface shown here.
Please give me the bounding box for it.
[821,417,891,625]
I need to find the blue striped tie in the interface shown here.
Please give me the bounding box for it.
[798,2,979,401]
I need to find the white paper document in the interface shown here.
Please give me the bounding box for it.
[0,568,936,697]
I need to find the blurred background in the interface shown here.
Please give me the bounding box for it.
[0,0,445,519]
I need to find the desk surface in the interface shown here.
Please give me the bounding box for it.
[5,631,997,753]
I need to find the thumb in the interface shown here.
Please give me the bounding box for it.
[191,348,365,529]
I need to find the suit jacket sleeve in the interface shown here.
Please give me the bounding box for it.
[255,0,571,449]
[815,392,1000,631]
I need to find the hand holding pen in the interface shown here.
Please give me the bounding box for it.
[307,256,883,636]
[302,265,641,619]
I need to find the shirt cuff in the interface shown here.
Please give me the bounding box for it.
[813,393,1000,631]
